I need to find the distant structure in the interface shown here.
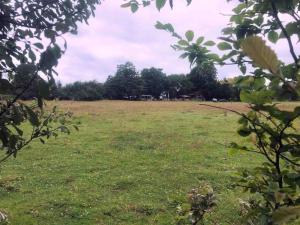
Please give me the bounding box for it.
[159,91,169,100]
[140,95,153,101]
[179,95,191,101]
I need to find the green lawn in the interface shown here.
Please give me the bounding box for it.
[0,101,298,225]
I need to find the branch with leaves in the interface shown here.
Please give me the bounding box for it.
[0,0,101,163]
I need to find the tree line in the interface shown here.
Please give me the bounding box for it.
[14,61,240,101]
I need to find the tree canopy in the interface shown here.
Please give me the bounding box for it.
[187,62,218,100]
[141,68,167,99]
[0,0,101,162]
[55,62,237,101]
[59,81,104,101]
[104,62,143,100]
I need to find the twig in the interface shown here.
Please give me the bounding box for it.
[270,0,299,67]
[280,153,300,167]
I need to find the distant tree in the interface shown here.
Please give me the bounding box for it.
[166,74,193,99]
[104,62,143,99]
[215,79,239,101]
[60,81,104,101]
[51,80,63,100]
[141,67,167,99]
[187,62,218,100]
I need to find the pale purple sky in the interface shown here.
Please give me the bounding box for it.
[56,0,294,84]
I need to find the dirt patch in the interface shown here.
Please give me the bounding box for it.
[44,100,300,116]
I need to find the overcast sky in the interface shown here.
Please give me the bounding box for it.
[56,0,294,84]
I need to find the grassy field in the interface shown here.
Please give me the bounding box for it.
[0,101,299,225]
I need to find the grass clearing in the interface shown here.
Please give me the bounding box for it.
[0,101,299,224]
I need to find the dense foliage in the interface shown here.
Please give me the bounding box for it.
[103,62,238,100]
[0,0,101,162]
[103,62,143,100]
[141,67,167,99]
[58,81,104,101]
[166,74,193,99]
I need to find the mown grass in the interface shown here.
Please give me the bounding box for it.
[0,101,299,225]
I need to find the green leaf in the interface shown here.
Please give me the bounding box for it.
[268,31,279,44]
[155,22,174,33]
[163,23,174,33]
[239,64,247,74]
[238,127,251,137]
[221,50,238,61]
[241,36,280,74]
[217,42,232,50]
[185,30,194,42]
[230,15,243,24]
[144,1,151,7]
[44,29,56,40]
[222,27,234,35]
[207,53,220,61]
[39,46,61,70]
[203,41,215,46]
[238,117,248,126]
[60,126,70,134]
[24,106,40,126]
[29,50,36,62]
[155,21,164,30]
[285,22,299,36]
[196,36,204,45]
[73,125,79,131]
[254,16,264,26]
[121,2,131,8]
[33,43,44,49]
[12,125,23,136]
[233,3,246,14]
[240,90,273,105]
[156,0,167,11]
[178,40,189,46]
[16,64,36,76]
[131,3,139,13]
[179,53,189,59]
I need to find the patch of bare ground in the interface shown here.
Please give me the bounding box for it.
[45,100,300,116]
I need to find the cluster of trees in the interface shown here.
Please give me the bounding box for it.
[55,81,104,101]
[15,62,239,101]
[104,62,239,100]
